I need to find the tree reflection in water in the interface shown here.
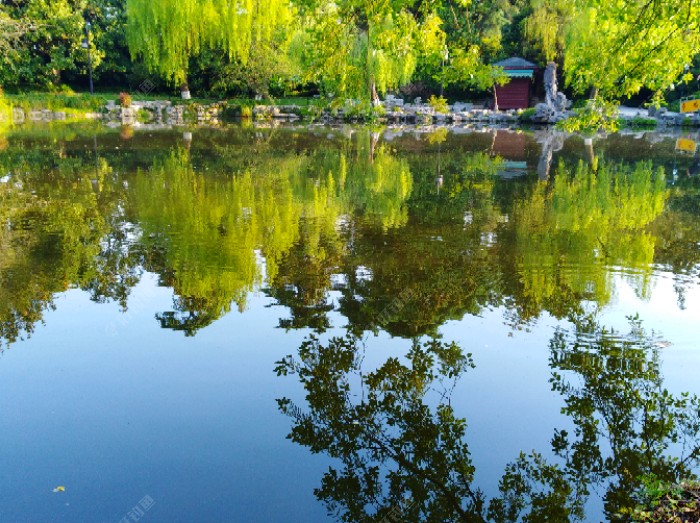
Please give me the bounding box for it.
[275,335,487,522]
[276,319,700,522]
[493,315,700,523]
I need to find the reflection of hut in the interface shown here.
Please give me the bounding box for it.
[491,130,540,178]
[492,57,537,110]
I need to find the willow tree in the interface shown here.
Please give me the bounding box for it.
[521,0,574,64]
[564,0,700,101]
[510,160,668,321]
[291,0,446,103]
[126,0,292,93]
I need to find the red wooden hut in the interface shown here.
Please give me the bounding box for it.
[492,57,537,110]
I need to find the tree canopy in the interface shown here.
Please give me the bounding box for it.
[2,0,699,105]
[125,0,293,87]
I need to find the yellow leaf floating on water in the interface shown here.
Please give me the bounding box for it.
[52,486,65,493]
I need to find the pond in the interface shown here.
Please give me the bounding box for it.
[1,124,700,523]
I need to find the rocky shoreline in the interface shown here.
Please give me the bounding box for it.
[3,97,700,128]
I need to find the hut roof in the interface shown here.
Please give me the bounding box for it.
[492,57,538,69]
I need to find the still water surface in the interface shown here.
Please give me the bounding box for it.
[1,124,700,522]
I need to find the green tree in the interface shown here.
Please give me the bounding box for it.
[0,0,99,88]
[429,0,515,91]
[125,0,292,91]
[564,0,700,101]
[521,0,573,64]
[291,0,447,102]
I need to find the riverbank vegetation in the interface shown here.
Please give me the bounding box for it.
[1,0,699,113]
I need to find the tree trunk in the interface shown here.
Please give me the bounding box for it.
[369,131,379,163]
[370,77,379,106]
[589,86,599,100]
[180,81,191,100]
[584,137,596,170]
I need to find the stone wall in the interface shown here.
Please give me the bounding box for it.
[3,97,700,128]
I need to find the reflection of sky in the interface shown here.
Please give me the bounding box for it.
[0,275,329,522]
[599,271,700,394]
[3,265,697,522]
[2,132,700,521]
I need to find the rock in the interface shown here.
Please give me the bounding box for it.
[121,106,136,125]
[12,108,25,123]
[452,102,473,112]
[544,62,558,106]
[532,103,556,123]
[553,92,571,112]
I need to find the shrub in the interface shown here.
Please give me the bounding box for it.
[136,108,151,123]
[630,478,700,523]
[557,99,620,133]
[427,95,449,114]
[519,107,536,122]
[119,92,132,108]
[626,116,658,128]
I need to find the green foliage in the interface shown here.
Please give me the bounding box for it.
[1,0,698,107]
[135,108,151,123]
[632,478,700,522]
[563,0,700,100]
[557,98,620,134]
[275,334,484,521]
[518,107,536,121]
[625,116,658,129]
[207,42,298,98]
[427,94,449,114]
[0,92,11,128]
[125,0,292,87]
[439,49,509,91]
[290,0,447,101]
[0,0,103,89]
[428,0,519,90]
[522,0,573,63]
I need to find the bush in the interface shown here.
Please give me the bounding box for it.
[119,92,132,107]
[519,107,536,122]
[343,99,371,121]
[626,116,658,128]
[631,478,700,522]
[427,95,449,114]
[0,91,12,127]
[220,102,253,120]
[136,108,151,123]
[557,99,620,133]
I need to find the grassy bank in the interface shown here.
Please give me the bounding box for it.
[1,91,317,122]
[632,480,700,522]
